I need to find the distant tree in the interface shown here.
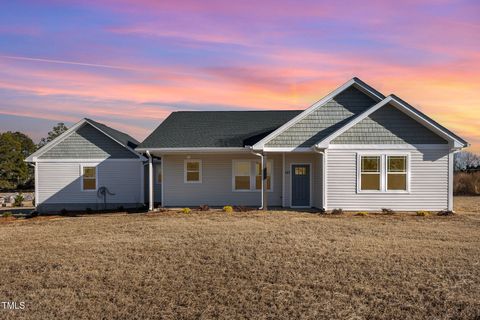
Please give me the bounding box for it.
[0,132,36,190]
[38,122,68,148]
[454,151,480,171]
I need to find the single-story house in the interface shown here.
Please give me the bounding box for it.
[26,77,468,213]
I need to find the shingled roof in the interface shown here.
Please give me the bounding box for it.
[86,118,140,149]
[137,111,302,149]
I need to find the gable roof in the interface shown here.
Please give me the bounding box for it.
[136,110,302,150]
[252,77,385,149]
[315,95,468,148]
[26,118,144,161]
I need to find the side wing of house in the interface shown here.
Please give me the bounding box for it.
[27,120,145,213]
[325,102,452,211]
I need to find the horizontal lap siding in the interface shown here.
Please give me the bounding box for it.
[326,146,449,211]
[38,161,142,205]
[163,154,283,207]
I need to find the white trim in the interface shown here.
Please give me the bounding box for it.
[161,155,165,207]
[34,163,39,206]
[80,163,99,192]
[252,78,384,149]
[282,153,286,207]
[324,149,328,210]
[290,163,312,208]
[184,159,202,183]
[231,159,274,192]
[448,152,454,211]
[262,147,312,152]
[137,147,249,153]
[327,144,450,150]
[356,153,410,194]
[32,158,143,163]
[316,96,467,148]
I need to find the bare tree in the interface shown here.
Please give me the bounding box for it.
[454,151,480,171]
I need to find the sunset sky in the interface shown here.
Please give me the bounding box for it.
[0,0,478,151]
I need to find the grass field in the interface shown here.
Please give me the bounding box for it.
[1,197,479,319]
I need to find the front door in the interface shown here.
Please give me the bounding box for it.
[291,164,310,207]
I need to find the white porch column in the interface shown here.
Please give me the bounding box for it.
[147,151,154,211]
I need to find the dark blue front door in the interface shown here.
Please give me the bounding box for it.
[291,164,310,207]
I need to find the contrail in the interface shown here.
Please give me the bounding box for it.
[0,55,138,71]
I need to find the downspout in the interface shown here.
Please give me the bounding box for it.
[249,147,264,210]
[313,146,326,211]
[146,150,154,211]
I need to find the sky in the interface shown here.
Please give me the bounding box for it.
[0,0,479,152]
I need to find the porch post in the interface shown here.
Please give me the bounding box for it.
[147,151,154,211]
[263,154,268,211]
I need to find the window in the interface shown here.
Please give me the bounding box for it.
[358,154,409,192]
[255,161,272,190]
[82,166,97,191]
[184,160,201,183]
[387,156,407,191]
[234,160,251,190]
[360,156,381,191]
[233,160,273,191]
[156,163,162,184]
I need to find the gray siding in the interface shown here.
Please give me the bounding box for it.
[163,153,284,207]
[39,123,138,159]
[266,87,377,147]
[326,146,450,211]
[37,160,143,212]
[332,104,448,144]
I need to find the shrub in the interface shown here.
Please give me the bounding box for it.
[13,193,24,207]
[355,211,368,216]
[416,210,430,217]
[2,211,13,218]
[223,206,233,213]
[181,208,191,214]
[234,206,250,212]
[382,208,395,215]
[454,172,480,195]
[437,210,455,216]
[198,204,209,211]
[331,208,343,215]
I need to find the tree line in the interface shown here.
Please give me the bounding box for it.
[0,123,68,190]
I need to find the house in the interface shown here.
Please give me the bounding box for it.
[26,118,146,213]
[27,77,468,213]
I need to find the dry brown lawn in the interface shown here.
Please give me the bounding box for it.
[1,197,479,319]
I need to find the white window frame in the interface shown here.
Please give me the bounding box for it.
[356,153,410,194]
[232,159,274,192]
[386,155,410,193]
[184,159,202,184]
[80,164,98,192]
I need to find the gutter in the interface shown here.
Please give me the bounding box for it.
[248,147,264,210]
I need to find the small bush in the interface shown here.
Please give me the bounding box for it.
[223,206,233,213]
[355,211,368,216]
[60,208,68,215]
[2,211,13,218]
[331,208,343,215]
[181,208,191,214]
[198,204,209,211]
[382,208,395,215]
[234,206,250,212]
[14,194,24,207]
[416,210,430,216]
[437,210,455,216]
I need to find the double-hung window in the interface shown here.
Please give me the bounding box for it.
[358,154,408,192]
[184,160,202,183]
[233,160,273,191]
[81,165,97,191]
